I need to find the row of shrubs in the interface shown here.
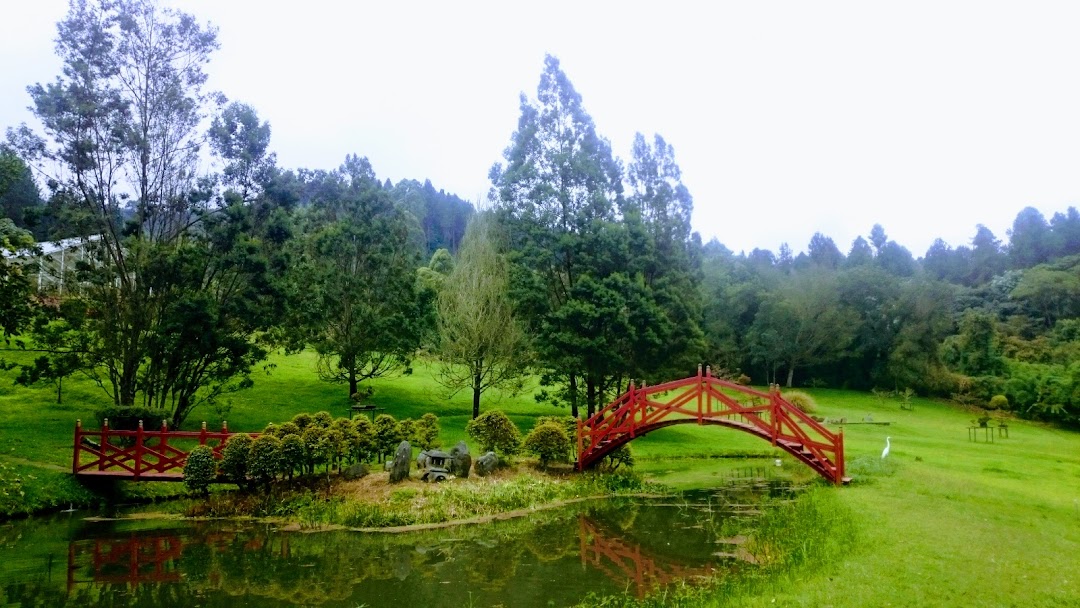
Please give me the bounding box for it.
[466,410,632,470]
[183,411,440,493]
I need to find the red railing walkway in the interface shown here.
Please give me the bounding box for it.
[576,366,849,485]
[73,419,256,481]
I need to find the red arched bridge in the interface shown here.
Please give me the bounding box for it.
[576,367,849,485]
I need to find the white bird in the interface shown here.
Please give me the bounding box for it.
[881,437,891,459]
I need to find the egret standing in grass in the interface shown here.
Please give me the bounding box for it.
[881,436,891,459]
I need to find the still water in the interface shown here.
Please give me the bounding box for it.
[0,481,795,607]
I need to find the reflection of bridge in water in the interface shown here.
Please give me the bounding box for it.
[578,515,723,598]
[65,514,740,599]
[65,531,289,593]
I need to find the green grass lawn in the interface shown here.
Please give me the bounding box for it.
[1,351,1079,606]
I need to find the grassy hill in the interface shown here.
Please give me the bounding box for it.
[1,350,1079,606]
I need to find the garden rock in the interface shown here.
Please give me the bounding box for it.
[416,450,430,469]
[344,463,369,480]
[389,440,411,483]
[450,441,471,478]
[475,451,498,477]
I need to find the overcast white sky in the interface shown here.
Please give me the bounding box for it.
[4,1,1080,257]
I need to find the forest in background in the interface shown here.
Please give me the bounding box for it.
[1,0,1079,428]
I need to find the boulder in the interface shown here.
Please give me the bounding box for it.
[343,463,369,480]
[416,450,430,470]
[449,440,471,479]
[474,451,498,477]
[389,441,412,483]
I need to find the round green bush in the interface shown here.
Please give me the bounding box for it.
[416,413,441,450]
[279,434,304,479]
[220,433,254,488]
[312,410,334,428]
[291,413,313,430]
[988,394,1009,410]
[466,410,521,458]
[351,417,376,463]
[301,425,330,474]
[372,414,401,461]
[183,445,216,494]
[782,391,818,414]
[248,434,282,487]
[523,422,570,468]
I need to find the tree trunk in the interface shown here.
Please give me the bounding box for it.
[56,377,62,405]
[786,364,795,388]
[569,374,578,418]
[348,374,358,397]
[586,377,597,418]
[472,370,482,419]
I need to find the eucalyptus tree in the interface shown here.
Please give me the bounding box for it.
[6,0,275,424]
[435,213,529,418]
[490,55,625,417]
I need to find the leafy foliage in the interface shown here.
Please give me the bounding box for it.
[522,422,570,467]
[465,410,521,457]
[248,434,282,487]
[221,434,254,488]
[435,212,530,418]
[182,445,216,495]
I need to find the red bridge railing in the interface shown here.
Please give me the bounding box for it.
[72,419,257,481]
[576,366,847,484]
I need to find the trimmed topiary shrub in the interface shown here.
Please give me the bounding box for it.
[291,413,313,430]
[415,413,441,450]
[277,421,300,438]
[279,434,304,480]
[988,394,1009,410]
[783,391,818,414]
[301,425,331,474]
[603,444,634,471]
[312,410,334,428]
[248,434,282,488]
[372,414,401,463]
[220,433,254,488]
[466,410,521,458]
[183,445,216,495]
[351,417,376,463]
[523,422,570,468]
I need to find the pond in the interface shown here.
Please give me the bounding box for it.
[0,479,797,607]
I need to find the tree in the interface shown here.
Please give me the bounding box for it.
[208,101,276,202]
[807,232,844,269]
[7,0,276,425]
[1008,207,1053,269]
[969,225,1006,284]
[748,270,856,387]
[435,212,530,418]
[522,422,570,468]
[490,55,624,418]
[846,236,874,267]
[465,410,521,457]
[286,156,425,397]
[1011,264,1080,328]
[0,219,36,339]
[0,148,42,230]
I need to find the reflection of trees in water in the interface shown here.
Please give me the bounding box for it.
[521,513,578,563]
[0,499,765,607]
